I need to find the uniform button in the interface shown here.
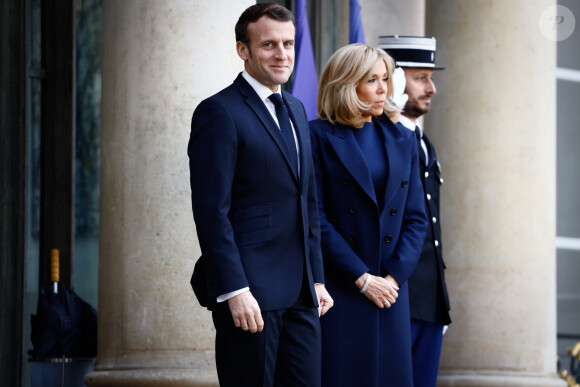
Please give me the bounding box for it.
[432,217,437,223]
[384,235,393,243]
[349,207,358,215]
[425,171,429,178]
[434,240,439,247]
[426,194,431,200]
[440,178,444,184]
[390,208,398,216]
[341,178,349,185]
[401,180,408,188]
[349,235,357,243]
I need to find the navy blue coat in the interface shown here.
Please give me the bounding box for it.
[310,115,427,387]
[188,74,324,312]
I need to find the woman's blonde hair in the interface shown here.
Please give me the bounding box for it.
[317,43,400,128]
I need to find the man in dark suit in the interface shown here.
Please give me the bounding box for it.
[379,36,452,387]
[188,3,333,386]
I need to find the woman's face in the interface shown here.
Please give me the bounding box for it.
[355,60,388,122]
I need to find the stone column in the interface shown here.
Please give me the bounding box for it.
[425,1,564,386]
[361,0,425,46]
[85,1,251,385]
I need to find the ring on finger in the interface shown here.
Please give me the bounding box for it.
[384,300,390,306]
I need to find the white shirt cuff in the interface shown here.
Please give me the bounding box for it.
[216,287,250,303]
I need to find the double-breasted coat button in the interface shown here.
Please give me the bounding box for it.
[426,193,432,200]
[425,171,429,178]
[440,178,444,184]
[384,235,393,243]
[432,217,437,223]
[401,180,408,188]
[390,208,398,216]
[341,178,349,185]
[349,235,357,243]
[349,207,358,215]
[434,240,439,246]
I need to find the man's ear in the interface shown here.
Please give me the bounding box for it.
[236,41,249,61]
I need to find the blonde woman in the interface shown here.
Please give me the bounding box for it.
[310,44,427,386]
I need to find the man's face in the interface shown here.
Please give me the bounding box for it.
[236,16,295,92]
[403,68,437,119]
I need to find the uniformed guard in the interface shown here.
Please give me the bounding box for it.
[379,35,451,387]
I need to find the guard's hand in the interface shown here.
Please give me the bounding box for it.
[314,284,334,317]
[391,67,408,110]
[228,291,264,333]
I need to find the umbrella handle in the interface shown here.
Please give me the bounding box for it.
[51,249,60,294]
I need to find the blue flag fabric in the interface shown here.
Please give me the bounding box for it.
[291,0,318,121]
[349,0,366,44]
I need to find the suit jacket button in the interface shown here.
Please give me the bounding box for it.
[349,207,358,215]
[384,235,393,243]
[435,240,439,246]
[425,171,430,178]
[349,235,357,243]
[426,193,432,200]
[390,208,398,216]
[341,178,349,185]
[401,180,408,188]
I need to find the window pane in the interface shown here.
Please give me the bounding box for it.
[29,0,42,69]
[556,249,580,368]
[23,75,42,387]
[74,0,102,309]
[556,80,580,238]
[557,0,580,69]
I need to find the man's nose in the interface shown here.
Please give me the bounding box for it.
[427,79,437,95]
[274,44,287,59]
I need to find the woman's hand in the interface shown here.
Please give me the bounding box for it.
[355,273,399,308]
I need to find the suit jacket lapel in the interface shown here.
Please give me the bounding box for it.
[326,126,377,205]
[234,75,299,182]
[283,93,305,184]
[423,133,436,170]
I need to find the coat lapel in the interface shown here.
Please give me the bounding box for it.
[326,126,377,205]
[234,75,299,182]
[379,118,409,207]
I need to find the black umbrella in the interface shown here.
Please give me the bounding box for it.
[30,249,97,359]
[30,284,97,359]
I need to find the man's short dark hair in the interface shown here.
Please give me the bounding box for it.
[235,2,295,48]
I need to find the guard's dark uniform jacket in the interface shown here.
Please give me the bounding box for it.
[405,127,451,325]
